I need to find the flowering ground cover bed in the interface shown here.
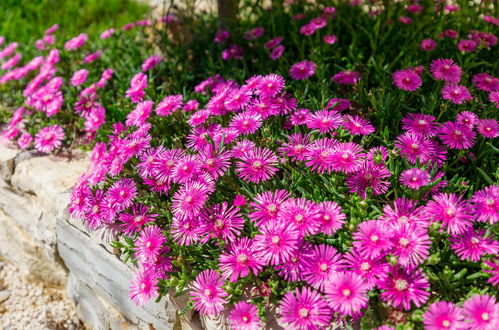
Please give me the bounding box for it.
[1,0,498,329]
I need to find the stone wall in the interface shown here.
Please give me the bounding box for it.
[0,142,211,330]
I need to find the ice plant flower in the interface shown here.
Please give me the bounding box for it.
[303,244,342,291]
[279,287,331,329]
[449,228,499,262]
[400,168,430,189]
[325,272,369,317]
[135,226,165,263]
[430,58,462,83]
[129,268,158,306]
[219,238,263,282]
[332,70,361,84]
[438,121,476,149]
[229,302,261,329]
[424,193,473,234]
[441,84,472,104]
[190,270,228,315]
[236,147,279,183]
[289,60,317,80]
[379,266,430,310]
[470,186,499,224]
[254,220,300,265]
[423,301,465,330]
[34,125,65,153]
[353,220,392,258]
[462,295,499,330]
[392,69,422,91]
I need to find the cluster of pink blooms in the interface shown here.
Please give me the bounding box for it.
[67,67,499,328]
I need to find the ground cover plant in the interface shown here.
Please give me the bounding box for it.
[1,0,499,329]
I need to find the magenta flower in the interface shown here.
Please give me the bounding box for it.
[457,39,477,52]
[424,193,473,235]
[400,168,431,189]
[306,110,342,134]
[395,132,434,164]
[199,202,244,243]
[303,244,342,291]
[423,301,465,330]
[172,181,210,219]
[346,161,391,198]
[256,74,285,98]
[275,242,313,282]
[279,197,321,236]
[126,100,153,127]
[236,147,279,183]
[392,69,422,91]
[484,259,499,288]
[439,121,476,149]
[229,302,261,329]
[106,178,137,211]
[219,237,263,282]
[421,38,437,51]
[456,111,478,128]
[279,133,310,161]
[269,44,285,60]
[329,142,365,173]
[450,228,499,262]
[64,33,88,50]
[248,189,290,226]
[155,94,183,116]
[441,84,472,104]
[170,216,201,246]
[341,249,390,289]
[289,60,317,80]
[462,295,499,330]
[141,54,162,72]
[264,37,283,50]
[342,115,375,136]
[279,287,331,329]
[323,34,338,44]
[70,69,89,86]
[325,271,369,317]
[390,222,431,266]
[126,72,148,103]
[430,58,462,83]
[17,132,33,150]
[477,119,499,138]
[254,220,300,265]
[190,270,228,315]
[34,125,65,153]
[229,111,263,135]
[119,203,158,235]
[129,268,158,306]
[332,70,361,84]
[379,266,430,310]
[317,201,346,235]
[353,220,392,259]
[134,226,165,263]
[470,186,499,224]
[472,73,499,92]
[304,137,338,174]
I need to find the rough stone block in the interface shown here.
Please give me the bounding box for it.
[0,142,20,182]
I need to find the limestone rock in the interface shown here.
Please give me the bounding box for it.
[0,143,20,182]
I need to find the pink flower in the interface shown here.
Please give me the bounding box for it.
[325,271,369,316]
[256,74,284,98]
[424,193,473,235]
[341,249,390,289]
[470,186,499,224]
[141,54,162,72]
[346,162,391,198]
[430,58,462,83]
[400,168,430,189]
[441,84,472,104]
[236,147,279,183]
[171,216,201,246]
[64,33,88,50]
[34,125,65,153]
[484,259,499,287]
[329,142,365,173]
[304,137,338,174]
[83,50,102,63]
[399,16,412,24]
[392,69,422,91]
[126,100,153,127]
[489,91,499,108]
[70,69,89,86]
[279,197,321,236]
[279,287,331,329]
[119,204,157,235]
[390,222,431,266]
[190,270,228,315]
[472,73,499,92]
[155,94,183,116]
[303,244,342,291]
[229,111,262,135]
[458,39,477,52]
[1,53,21,70]
[219,237,263,282]
[279,133,310,161]
[106,178,137,211]
[421,39,437,51]
[379,266,430,310]
[100,28,115,39]
[199,202,244,243]
[254,220,300,265]
[438,121,476,149]
[306,110,342,133]
[289,60,316,80]
[17,133,33,150]
[323,34,338,44]
[477,119,499,138]
[264,37,283,50]
[395,132,434,164]
[126,73,148,103]
[214,29,230,43]
[129,268,158,306]
[450,228,499,261]
[423,301,465,330]
[248,189,290,226]
[317,201,346,235]
[229,302,261,329]
[342,115,375,136]
[135,226,165,263]
[332,70,361,84]
[462,295,499,330]
[352,220,392,259]
[172,181,210,219]
[243,27,264,40]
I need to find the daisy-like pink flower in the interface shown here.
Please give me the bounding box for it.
[275,242,313,282]
[489,91,499,108]
[264,37,283,50]
[438,121,476,149]
[254,220,300,265]
[423,301,465,330]
[256,74,285,98]
[304,137,338,174]
[219,237,263,282]
[190,270,228,315]
[199,202,244,243]
[325,271,369,317]
[430,58,462,83]
[129,268,158,306]
[236,147,279,183]
[441,84,472,104]
[462,295,499,330]
[141,54,162,72]
[352,220,392,259]
[457,39,477,52]
[279,287,331,329]
[303,244,342,291]
[400,168,431,189]
[341,249,390,289]
[342,115,375,136]
[317,201,346,235]
[248,189,290,226]
[332,70,361,84]
[155,94,183,116]
[119,204,158,235]
[64,33,87,50]
[379,266,430,310]
[229,111,263,135]
[470,186,499,224]
[279,198,321,236]
[395,132,434,164]
[327,98,351,112]
[424,193,473,235]
[134,226,165,263]
[289,108,311,126]
[17,133,33,150]
[289,60,317,80]
[106,178,137,211]
[323,34,338,44]
[450,228,499,262]
[70,69,88,86]
[477,119,499,138]
[392,69,422,91]
[171,216,201,246]
[172,181,210,219]
[456,111,478,128]
[329,142,365,173]
[279,133,310,161]
[484,259,499,287]
[229,302,261,330]
[126,73,148,103]
[390,222,431,266]
[126,100,153,127]
[269,44,285,60]
[472,73,499,92]
[421,38,437,51]
[171,155,202,184]
[346,161,391,198]
[34,125,65,153]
